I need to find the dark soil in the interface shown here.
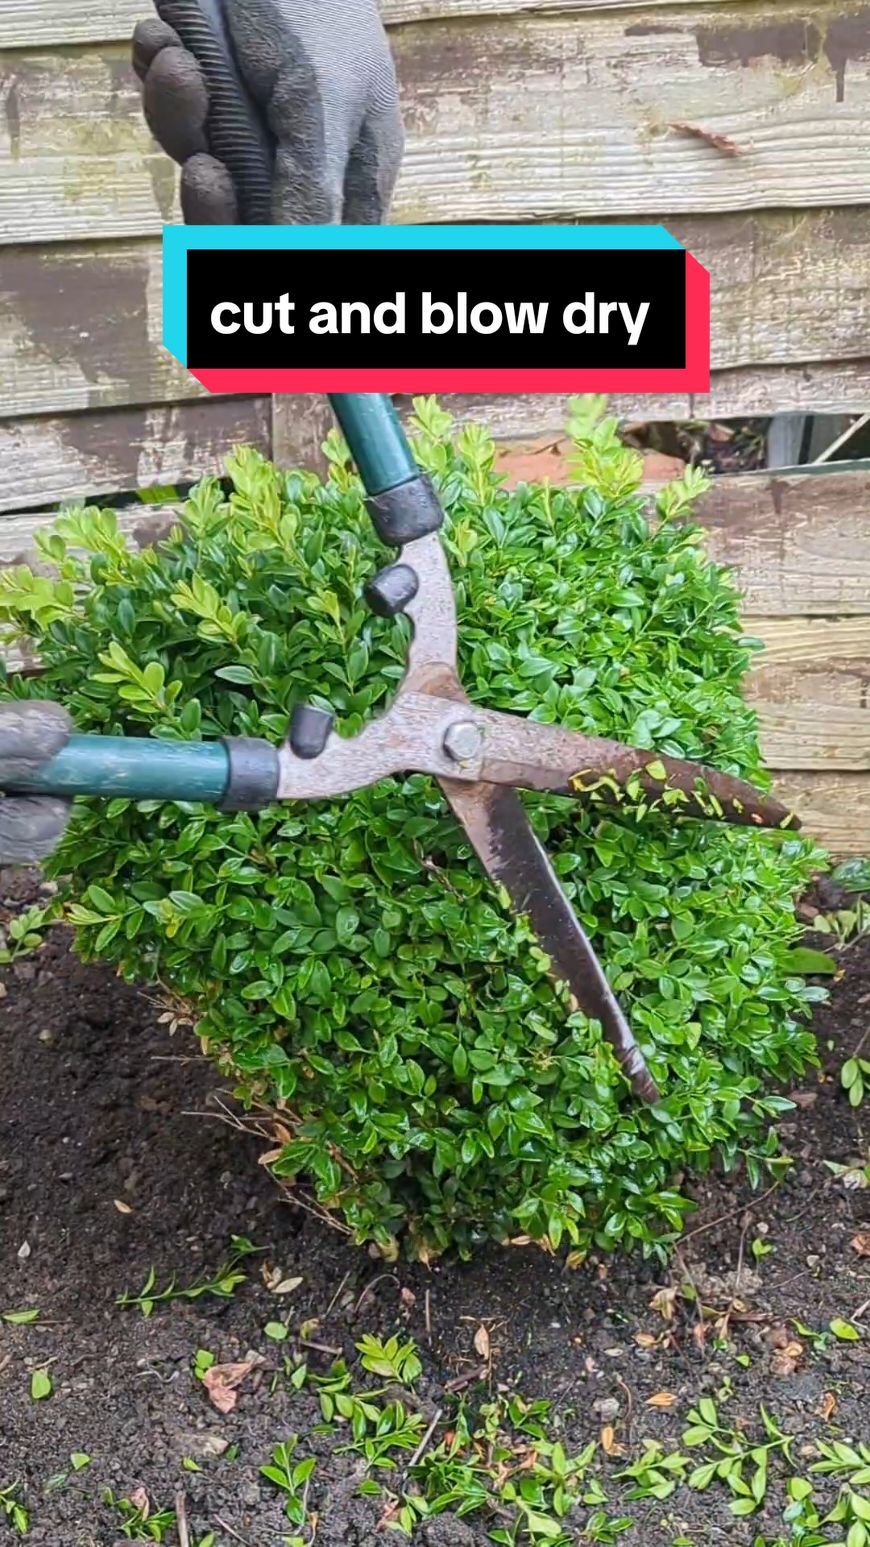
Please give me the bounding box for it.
[1,876,869,1547]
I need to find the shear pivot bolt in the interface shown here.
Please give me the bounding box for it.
[443,720,483,764]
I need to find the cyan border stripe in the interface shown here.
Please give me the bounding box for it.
[162,223,683,366]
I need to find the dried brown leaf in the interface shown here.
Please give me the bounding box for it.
[646,1391,678,1408]
[650,1287,677,1322]
[670,121,742,156]
[634,1333,657,1349]
[850,1232,870,1258]
[202,1360,258,1415]
[473,1325,491,1361]
[129,1488,150,1517]
[820,1391,837,1421]
[600,1425,626,1457]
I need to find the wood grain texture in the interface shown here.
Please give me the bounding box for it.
[694,466,870,616]
[0,398,271,514]
[4,7,870,243]
[755,705,870,770]
[0,241,203,419]
[420,359,870,441]
[773,772,870,855]
[4,211,870,420]
[0,0,766,50]
[744,618,870,772]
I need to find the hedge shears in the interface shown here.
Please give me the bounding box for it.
[7,3,798,1104]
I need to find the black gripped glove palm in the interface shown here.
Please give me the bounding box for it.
[133,0,404,225]
[0,703,72,865]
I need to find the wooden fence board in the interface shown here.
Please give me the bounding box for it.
[4,9,870,243]
[421,359,870,440]
[0,0,775,50]
[4,210,870,420]
[0,398,271,514]
[746,618,870,760]
[0,241,202,419]
[753,704,870,771]
[773,772,870,855]
[694,467,870,617]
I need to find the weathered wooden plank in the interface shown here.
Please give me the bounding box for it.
[422,361,870,443]
[0,0,763,50]
[0,503,183,567]
[749,617,870,673]
[4,9,870,243]
[0,398,272,514]
[744,618,870,772]
[0,241,204,419]
[755,705,870,771]
[694,468,870,617]
[5,210,870,419]
[773,772,870,856]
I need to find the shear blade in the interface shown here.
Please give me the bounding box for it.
[439,778,660,1104]
[472,709,797,831]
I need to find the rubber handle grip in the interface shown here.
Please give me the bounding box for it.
[8,735,231,802]
[156,0,274,225]
[5,735,279,810]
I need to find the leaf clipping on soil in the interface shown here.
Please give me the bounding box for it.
[31,1367,52,1400]
[202,1357,262,1414]
[473,1325,491,1361]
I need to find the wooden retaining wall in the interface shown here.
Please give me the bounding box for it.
[0,0,869,851]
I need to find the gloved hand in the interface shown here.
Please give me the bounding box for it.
[132,0,404,225]
[0,703,72,865]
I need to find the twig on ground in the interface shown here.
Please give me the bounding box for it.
[850,1026,870,1063]
[615,1374,634,1443]
[214,1518,252,1547]
[674,1250,707,1352]
[175,1492,189,1547]
[353,1273,400,1318]
[325,1270,351,1320]
[445,1364,488,1393]
[766,1269,811,1295]
[734,1215,751,1297]
[425,1288,432,1343]
[301,1337,343,1357]
[680,1181,781,1244]
[407,1407,443,1471]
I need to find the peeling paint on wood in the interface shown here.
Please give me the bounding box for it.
[826,9,870,99]
[0,398,271,513]
[4,10,870,241]
[0,241,202,416]
[4,212,870,419]
[0,0,746,50]
[695,19,821,69]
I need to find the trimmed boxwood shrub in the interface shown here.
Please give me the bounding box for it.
[0,399,822,1260]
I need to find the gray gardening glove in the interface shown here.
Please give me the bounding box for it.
[132,0,404,225]
[0,703,72,865]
